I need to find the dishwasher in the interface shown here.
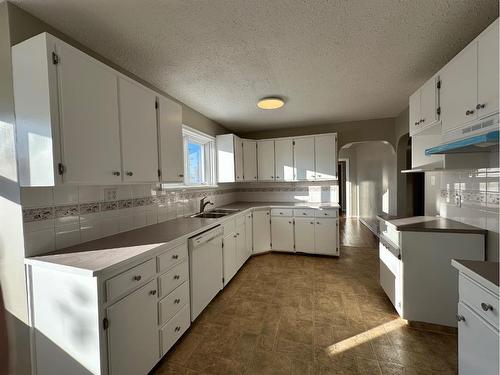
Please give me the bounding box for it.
[188,225,224,321]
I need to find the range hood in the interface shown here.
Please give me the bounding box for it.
[425,130,499,155]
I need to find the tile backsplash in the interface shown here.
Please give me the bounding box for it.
[21,180,338,257]
[425,162,499,261]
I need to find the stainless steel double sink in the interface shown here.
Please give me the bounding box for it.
[190,208,240,219]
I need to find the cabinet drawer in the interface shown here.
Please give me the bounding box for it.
[271,208,293,217]
[159,282,189,325]
[460,274,499,330]
[222,219,235,235]
[160,304,190,355]
[159,260,189,297]
[106,258,156,301]
[315,209,338,218]
[293,208,316,217]
[157,243,188,272]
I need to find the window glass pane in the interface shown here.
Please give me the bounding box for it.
[187,141,203,184]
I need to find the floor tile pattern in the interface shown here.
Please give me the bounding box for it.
[153,224,457,375]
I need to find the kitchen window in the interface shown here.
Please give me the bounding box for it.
[182,126,216,186]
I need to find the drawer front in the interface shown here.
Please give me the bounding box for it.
[293,208,316,217]
[160,304,190,355]
[460,274,499,330]
[271,208,293,217]
[315,209,338,218]
[159,281,190,325]
[106,258,156,301]
[159,260,189,297]
[157,243,188,272]
[222,219,235,235]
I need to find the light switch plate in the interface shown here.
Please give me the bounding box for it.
[104,188,117,201]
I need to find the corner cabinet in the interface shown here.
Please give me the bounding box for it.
[12,32,179,186]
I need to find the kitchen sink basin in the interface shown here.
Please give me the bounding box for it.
[190,208,240,219]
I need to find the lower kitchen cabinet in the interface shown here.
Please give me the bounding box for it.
[107,280,159,375]
[223,232,238,286]
[314,218,339,255]
[253,210,271,253]
[271,216,294,252]
[294,217,315,253]
[244,212,253,255]
[235,221,247,267]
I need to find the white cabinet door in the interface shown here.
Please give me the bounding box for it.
[294,217,315,253]
[253,210,271,253]
[314,134,337,180]
[56,41,122,184]
[118,78,159,182]
[107,279,159,375]
[275,139,294,181]
[235,223,247,268]
[409,90,421,135]
[245,212,253,255]
[158,96,184,182]
[458,302,499,375]
[420,76,438,128]
[234,137,244,181]
[243,140,257,181]
[271,216,294,252]
[257,140,275,181]
[223,233,238,286]
[440,42,478,133]
[477,19,499,119]
[294,137,315,181]
[314,218,338,255]
[216,134,235,183]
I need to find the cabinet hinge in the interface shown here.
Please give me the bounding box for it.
[158,169,161,178]
[270,242,272,247]
[437,80,441,89]
[437,107,441,116]
[222,242,224,249]
[52,52,59,65]
[155,100,159,109]
[222,277,225,283]
[103,318,109,330]
[292,141,295,146]
[57,163,66,175]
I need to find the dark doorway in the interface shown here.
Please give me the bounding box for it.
[337,161,347,214]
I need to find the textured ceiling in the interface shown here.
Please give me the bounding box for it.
[9,0,499,132]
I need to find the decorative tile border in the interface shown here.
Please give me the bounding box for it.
[440,189,499,206]
[23,207,54,222]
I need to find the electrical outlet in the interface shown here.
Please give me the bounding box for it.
[455,194,462,207]
[104,188,117,201]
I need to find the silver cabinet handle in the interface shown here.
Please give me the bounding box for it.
[310,222,314,225]
[456,314,466,322]
[481,303,493,312]
[178,173,184,178]
[174,298,181,304]
[302,213,306,215]
[149,290,157,296]
[317,222,320,224]
[174,326,181,332]
[112,171,121,176]
[133,275,142,281]
[234,235,237,238]
[173,275,180,280]
[126,171,133,176]
[172,254,179,259]
[288,221,292,224]
[276,176,280,179]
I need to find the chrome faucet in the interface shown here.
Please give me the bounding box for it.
[199,196,214,213]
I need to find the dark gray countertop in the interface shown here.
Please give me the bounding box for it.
[452,259,499,293]
[377,214,487,235]
[25,202,340,276]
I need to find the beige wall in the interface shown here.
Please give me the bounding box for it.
[240,117,397,149]
[6,2,228,137]
[0,2,31,374]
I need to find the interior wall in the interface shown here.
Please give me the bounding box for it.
[240,117,397,150]
[0,2,31,374]
[395,108,411,216]
[6,2,228,137]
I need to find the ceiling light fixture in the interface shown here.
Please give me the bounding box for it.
[257,97,285,110]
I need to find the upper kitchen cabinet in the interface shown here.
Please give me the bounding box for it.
[242,140,257,181]
[314,134,337,180]
[257,140,275,181]
[440,18,499,138]
[293,137,315,181]
[12,33,123,186]
[118,78,159,182]
[409,75,439,137]
[275,139,294,181]
[157,96,184,182]
[216,134,244,182]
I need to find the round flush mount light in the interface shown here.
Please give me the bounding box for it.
[257,97,285,110]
